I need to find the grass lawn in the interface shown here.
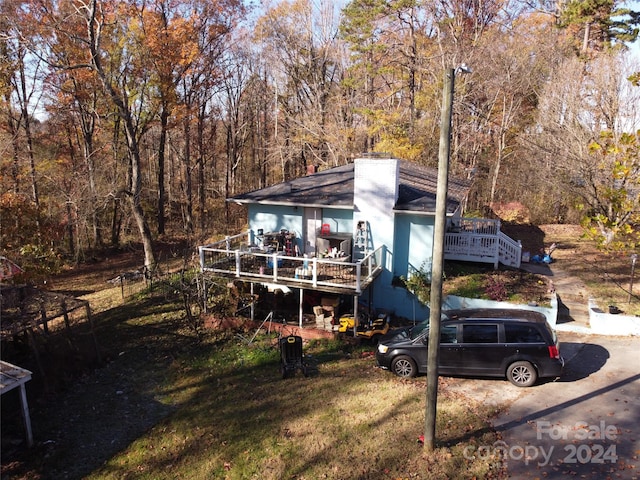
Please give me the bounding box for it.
[7,223,630,479]
[88,335,504,480]
[1,291,506,480]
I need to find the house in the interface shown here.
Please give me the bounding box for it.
[199,155,522,325]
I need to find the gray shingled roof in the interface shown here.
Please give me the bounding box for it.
[228,160,471,215]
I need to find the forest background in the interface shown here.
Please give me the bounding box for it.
[1,0,640,279]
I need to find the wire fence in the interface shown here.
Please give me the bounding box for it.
[108,261,201,302]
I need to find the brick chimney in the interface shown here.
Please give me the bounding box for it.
[306,165,317,175]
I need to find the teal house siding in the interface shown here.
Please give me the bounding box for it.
[405,215,436,279]
[320,209,353,234]
[247,204,354,255]
[248,204,304,252]
[363,213,433,322]
[393,214,435,279]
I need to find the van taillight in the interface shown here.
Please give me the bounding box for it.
[548,345,560,359]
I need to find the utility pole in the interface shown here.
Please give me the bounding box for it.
[423,67,455,451]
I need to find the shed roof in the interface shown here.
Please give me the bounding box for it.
[228,159,471,215]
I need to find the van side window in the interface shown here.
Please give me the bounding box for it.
[505,324,544,343]
[462,324,498,343]
[440,325,457,344]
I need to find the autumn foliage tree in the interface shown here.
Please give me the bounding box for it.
[580,130,640,249]
[1,0,639,271]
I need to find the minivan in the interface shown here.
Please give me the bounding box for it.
[375,308,564,387]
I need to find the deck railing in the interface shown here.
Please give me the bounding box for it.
[497,232,522,268]
[199,231,383,294]
[199,219,521,291]
[444,218,521,269]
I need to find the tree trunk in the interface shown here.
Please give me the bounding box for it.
[78,102,101,247]
[125,131,156,269]
[18,49,41,237]
[4,92,21,194]
[582,22,591,54]
[197,102,207,235]
[157,105,169,235]
[87,0,155,269]
[110,196,122,247]
[183,109,194,235]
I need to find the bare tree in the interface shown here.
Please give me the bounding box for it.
[81,0,156,269]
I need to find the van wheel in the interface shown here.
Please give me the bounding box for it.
[391,355,417,378]
[507,361,537,387]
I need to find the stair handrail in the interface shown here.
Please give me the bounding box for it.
[498,231,522,268]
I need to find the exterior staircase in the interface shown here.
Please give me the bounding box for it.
[444,218,522,269]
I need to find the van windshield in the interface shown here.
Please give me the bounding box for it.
[408,321,429,340]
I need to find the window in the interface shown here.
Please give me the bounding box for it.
[409,321,429,340]
[505,324,544,343]
[440,325,458,344]
[462,324,498,343]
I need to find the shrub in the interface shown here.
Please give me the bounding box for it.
[484,276,508,301]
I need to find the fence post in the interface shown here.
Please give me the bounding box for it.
[85,302,101,363]
[39,300,48,335]
[25,328,47,390]
[61,299,75,348]
[61,300,71,331]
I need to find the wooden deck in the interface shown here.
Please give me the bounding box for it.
[199,238,384,295]
[199,218,521,297]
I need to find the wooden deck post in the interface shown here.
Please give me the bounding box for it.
[198,246,205,270]
[312,258,318,288]
[270,252,279,281]
[299,288,304,329]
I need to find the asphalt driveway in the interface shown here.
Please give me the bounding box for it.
[490,332,640,479]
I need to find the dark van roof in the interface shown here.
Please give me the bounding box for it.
[444,308,547,323]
